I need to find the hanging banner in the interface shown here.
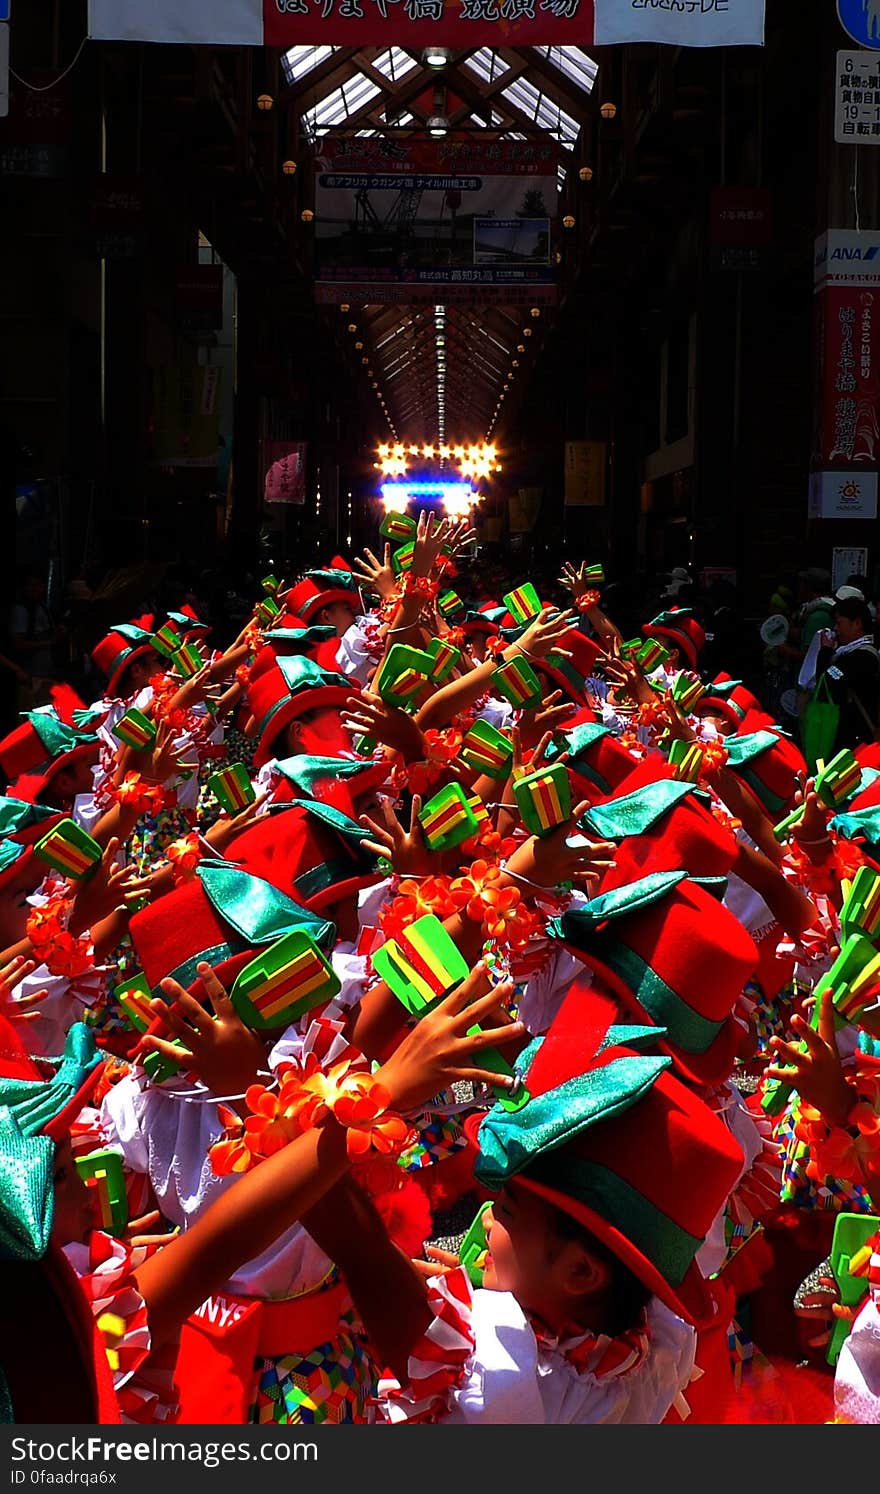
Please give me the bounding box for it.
[564,441,606,507]
[314,137,557,306]
[88,0,764,49]
[813,232,880,467]
[152,365,222,470]
[264,442,307,504]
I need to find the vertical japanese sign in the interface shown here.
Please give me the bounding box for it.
[264,442,307,504]
[564,441,606,506]
[813,231,880,467]
[152,365,222,469]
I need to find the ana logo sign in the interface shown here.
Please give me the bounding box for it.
[838,0,880,48]
[832,244,880,261]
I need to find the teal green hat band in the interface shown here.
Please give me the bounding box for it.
[525,1153,702,1289]
[295,859,370,902]
[588,936,725,1055]
[580,780,693,841]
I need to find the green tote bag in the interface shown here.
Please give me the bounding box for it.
[800,673,840,774]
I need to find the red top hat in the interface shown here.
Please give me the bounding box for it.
[461,601,501,638]
[90,615,157,698]
[539,632,604,705]
[724,723,806,818]
[246,655,355,769]
[585,759,739,889]
[468,986,744,1327]
[268,753,390,820]
[696,674,762,730]
[547,710,639,803]
[0,713,99,804]
[127,862,333,998]
[284,570,360,625]
[227,801,382,913]
[642,610,705,671]
[549,872,758,1088]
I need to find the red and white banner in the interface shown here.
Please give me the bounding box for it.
[88,0,764,50]
[813,232,880,468]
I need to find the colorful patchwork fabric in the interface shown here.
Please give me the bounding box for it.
[253,1310,376,1425]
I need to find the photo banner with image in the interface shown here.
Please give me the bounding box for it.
[88,0,764,53]
[313,137,557,306]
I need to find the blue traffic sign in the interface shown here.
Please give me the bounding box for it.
[0,2,9,19]
[838,0,880,48]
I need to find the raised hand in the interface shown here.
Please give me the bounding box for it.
[351,544,397,602]
[504,798,615,891]
[377,963,524,1113]
[68,838,154,934]
[359,794,435,877]
[765,989,856,1125]
[514,606,576,662]
[0,954,44,1023]
[411,510,454,579]
[341,691,427,760]
[141,962,269,1098]
[142,720,199,784]
[204,789,270,855]
[518,690,576,749]
[558,561,589,600]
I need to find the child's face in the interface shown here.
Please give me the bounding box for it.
[317,602,356,638]
[50,1137,93,1245]
[482,1181,559,1301]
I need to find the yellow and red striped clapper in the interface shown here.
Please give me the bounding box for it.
[373,915,530,1113]
[230,930,341,1030]
[372,914,471,1016]
[815,748,863,808]
[491,655,542,710]
[380,512,417,543]
[503,583,542,627]
[841,866,880,941]
[635,639,670,673]
[152,621,184,658]
[208,763,256,816]
[374,643,434,707]
[461,721,513,780]
[419,783,481,852]
[171,641,206,679]
[76,1148,129,1236]
[34,818,102,880]
[112,707,158,751]
[115,973,156,1034]
[513,762,571,836]
[427,637,463,682]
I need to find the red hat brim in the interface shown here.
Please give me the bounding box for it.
[253,685,355,769]
[643,625,699,671]
[105,643,155,700]
[461,1112,715,1327]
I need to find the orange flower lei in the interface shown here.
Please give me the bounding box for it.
[795,1063,880,1190]
[460,822,520,866]
[575,590,601,611]
[784,832,865,898]
[449,859,539,950]
[165,832,202,884]
[209,1055,414,1175]
[484,635,507,660]
[148,673,187,729]
[108,772,169,816]
[402,574,439,602]
[26,896,95,979]
[379,876,458,942]
[241,619,264,656]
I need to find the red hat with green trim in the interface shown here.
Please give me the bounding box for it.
[696,674,762,730]
[538,632,604,705]
[642,609,705,671]
[581,760,739,888]
[90,615,157,697]
[461,602,502,638]
[246,655,356,769]
[284,568,360,625]
[467,984,744,1326]
[547,870,758,1088]
[0,712,99,804]
[128,861,334,1000]
[267,753,389,819]
[723,727,806,818]
[545,711,639,802]
[226,800,382,913]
